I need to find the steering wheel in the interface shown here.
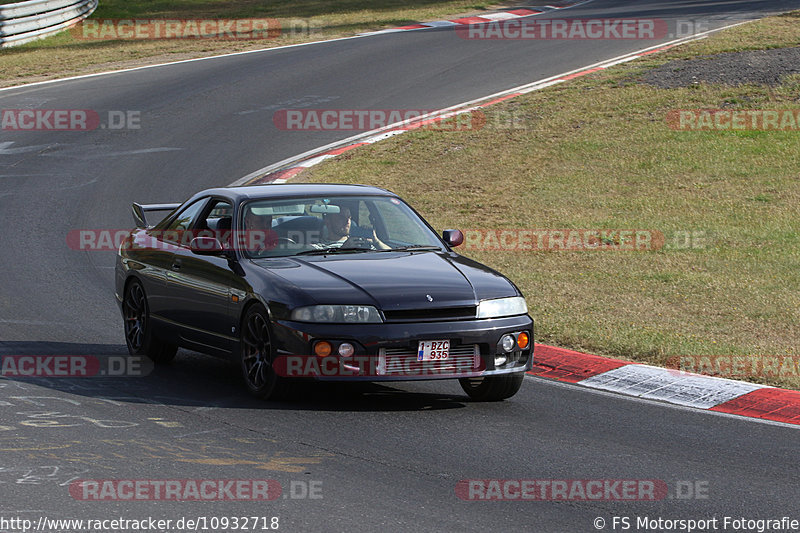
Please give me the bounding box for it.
[347,236,374,248]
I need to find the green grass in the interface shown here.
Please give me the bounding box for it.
[300,12,800,389]
[0,0,506,87]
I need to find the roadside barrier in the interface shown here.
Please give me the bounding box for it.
[0,0,98,47]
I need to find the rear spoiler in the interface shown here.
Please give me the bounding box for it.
[132,202,181,229]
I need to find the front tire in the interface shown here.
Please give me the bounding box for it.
[239,304,290,400]
[459,372,525,401]
[122,279,177,363]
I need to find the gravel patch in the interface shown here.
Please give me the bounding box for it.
[642,46,800,88]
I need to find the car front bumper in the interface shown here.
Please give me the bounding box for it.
[269,314,534,381]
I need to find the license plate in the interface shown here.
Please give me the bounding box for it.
[417,340,450,362]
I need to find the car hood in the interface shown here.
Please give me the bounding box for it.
[257,251,519,311]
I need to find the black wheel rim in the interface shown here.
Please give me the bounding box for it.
[242,311,271,389]
[124,283,146,351]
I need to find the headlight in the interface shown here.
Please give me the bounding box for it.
[476,297,527,319]
[291,305,383,323]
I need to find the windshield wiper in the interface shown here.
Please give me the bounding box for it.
[294,247,374,256]
[380,245,441,252]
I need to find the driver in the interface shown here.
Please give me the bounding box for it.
[243,208,276,253]
[315,204,390,250]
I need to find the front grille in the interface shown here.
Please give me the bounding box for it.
[382,306,477,322]
[377,344,481,376]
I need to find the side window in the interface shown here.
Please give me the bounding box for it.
[161,199,208,245]
[199,199,234,248]
[165,199,207,232]
[198,199,233,229]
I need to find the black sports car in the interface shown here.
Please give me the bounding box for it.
[115,184,533,401]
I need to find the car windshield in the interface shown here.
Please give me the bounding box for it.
[239,195,444,258]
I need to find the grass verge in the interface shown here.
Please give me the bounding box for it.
[301,11,800,389]
[0,0,513,87]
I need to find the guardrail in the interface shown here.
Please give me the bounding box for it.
[0,0,98,47]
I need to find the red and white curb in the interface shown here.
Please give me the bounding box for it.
[232,39,685,186]
[530,344,800,426]
[359,1,596,36]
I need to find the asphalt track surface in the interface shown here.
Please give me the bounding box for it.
[1,1,799,531]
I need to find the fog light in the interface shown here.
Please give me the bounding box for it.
[500,334,516,353]
[338,343,355,357]
[494,354,508,367]
[517,331,530,350]
[314,341,332,357]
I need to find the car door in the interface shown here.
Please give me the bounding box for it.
[141,197,209,326]
[161,198,239,354]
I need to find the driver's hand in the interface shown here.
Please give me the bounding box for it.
[370,228,391,250]
[343,230,389,250]
[343,235,368,248]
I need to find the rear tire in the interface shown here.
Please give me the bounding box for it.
[122,279,177,364]
[239,304,290,400]
[459,372,525,401]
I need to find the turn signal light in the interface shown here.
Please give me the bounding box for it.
[314,341,333,357]
[517,332,530,350]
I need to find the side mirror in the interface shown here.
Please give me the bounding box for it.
[442,229,464,247]
[189,236,225,256]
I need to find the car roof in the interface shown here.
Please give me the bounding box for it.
[193,183,397,203]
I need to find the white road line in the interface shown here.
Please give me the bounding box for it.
[0,141,54,155]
